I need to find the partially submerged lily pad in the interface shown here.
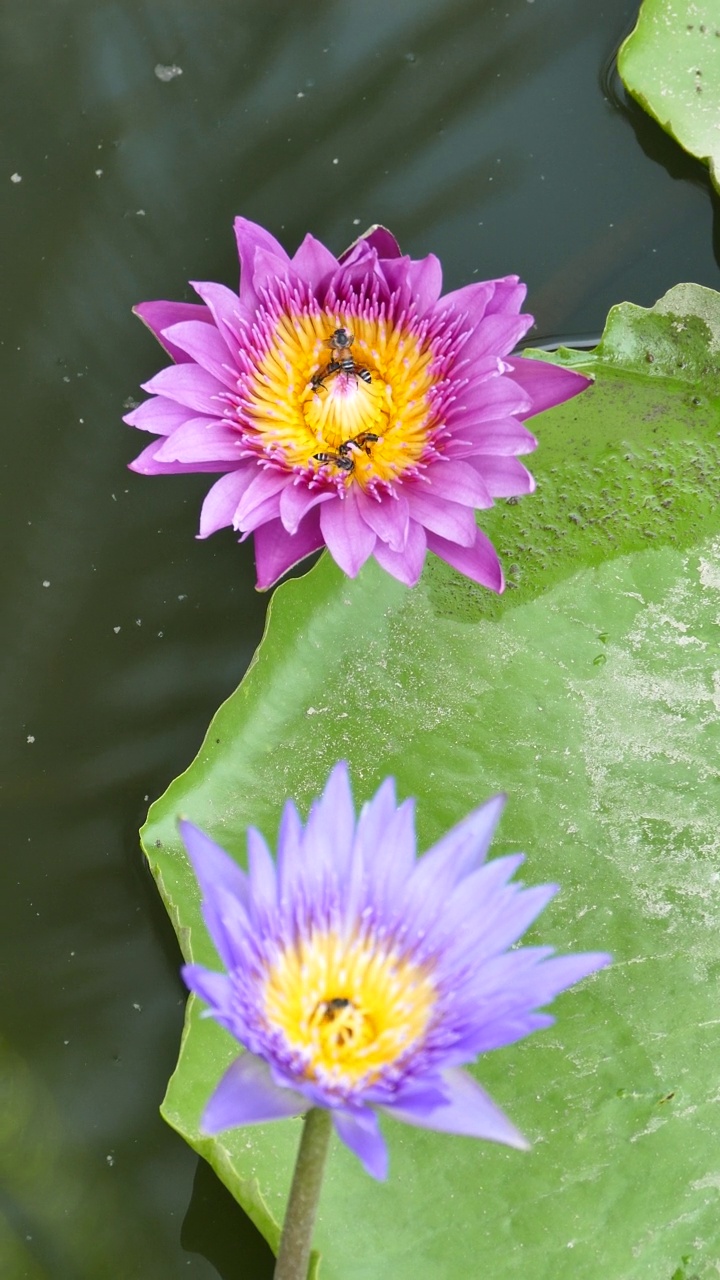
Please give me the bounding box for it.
[143,285,720,1278]
[618,0,720,194]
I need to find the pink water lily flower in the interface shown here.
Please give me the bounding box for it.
[181,762,610,1180]
[126,220,590,590]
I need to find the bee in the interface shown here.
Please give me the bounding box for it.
[313,432,379,474]
[319,997,352,1024]
[313,450,354,472]
[310,327,372,390]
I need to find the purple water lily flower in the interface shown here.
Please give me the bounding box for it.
[126,219,590,590]
[180,763,609,1180]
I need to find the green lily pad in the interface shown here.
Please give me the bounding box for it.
[143,284,720,1279]
[618,0,720,194]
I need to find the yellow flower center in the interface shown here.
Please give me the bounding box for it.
[242,311,437,486]
[262,929,436,1087]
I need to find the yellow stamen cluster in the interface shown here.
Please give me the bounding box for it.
[243,312,437,486]
[262,928,436,1087]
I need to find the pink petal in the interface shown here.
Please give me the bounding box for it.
[339,225,401,263]
[199,469,257,537]
[426,527,504,591]
[445,420,537,458]
[429,280,495,326]
[234,217,289,306]
[234,468,288,531]
[133,300,213,363]
[202,1053,308,1133]
[253,510,325,590]
[247,247,294,309]
[448,374,532,423]
[154,418,245,465]
[407,254,443,313]
[372,520,427,586]
[469,455,535,497]
[405,487,478,546]
[354,488,410,552]
[386,1067,528,1150]
[190,280,251,351]
[291,233,339,288]
[123,395,192,435]
[160,321,239,388]
[504,356,592,416]
[422,460,494,508]
[485,277,528,316]
[141,364,229,416]
[279,480,335,534]
[319,490,377,577]
[461,312,534,363]
[129,437,236,476]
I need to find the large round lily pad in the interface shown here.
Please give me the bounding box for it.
[142,285,720,1279]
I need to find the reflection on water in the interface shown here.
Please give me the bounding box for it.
[1,0,719,1275]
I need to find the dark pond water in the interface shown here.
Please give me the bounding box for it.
[2,1,719,1276]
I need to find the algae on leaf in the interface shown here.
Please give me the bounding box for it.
[618,0,720,194]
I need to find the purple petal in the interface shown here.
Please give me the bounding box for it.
[416,795,507,890]
[199,469,257,537]
[355,488,410,552]
[141,364,229,416]
[459,1012,556,1056]
[355,796,417,913]
[123,395,193,435]
[160,321,239,388]
[154,418,245,465]
[505,355,592,416]
[302,762,357,886]
[181,965,233,1020]
[178,819,251,970]
[372,519,427,586]
[385,1067,529,1150]
[405,487,478,546]
[426,527,504,591]
[246,827,278,920]
[518,951,612,1005]
[319,490,377,577]
[134,300,213,363]
[253,511,325,590]
[332,1107,389,1180]
[202,1053,308,1133]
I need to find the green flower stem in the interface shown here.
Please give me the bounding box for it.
[274,1108,333,1280]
